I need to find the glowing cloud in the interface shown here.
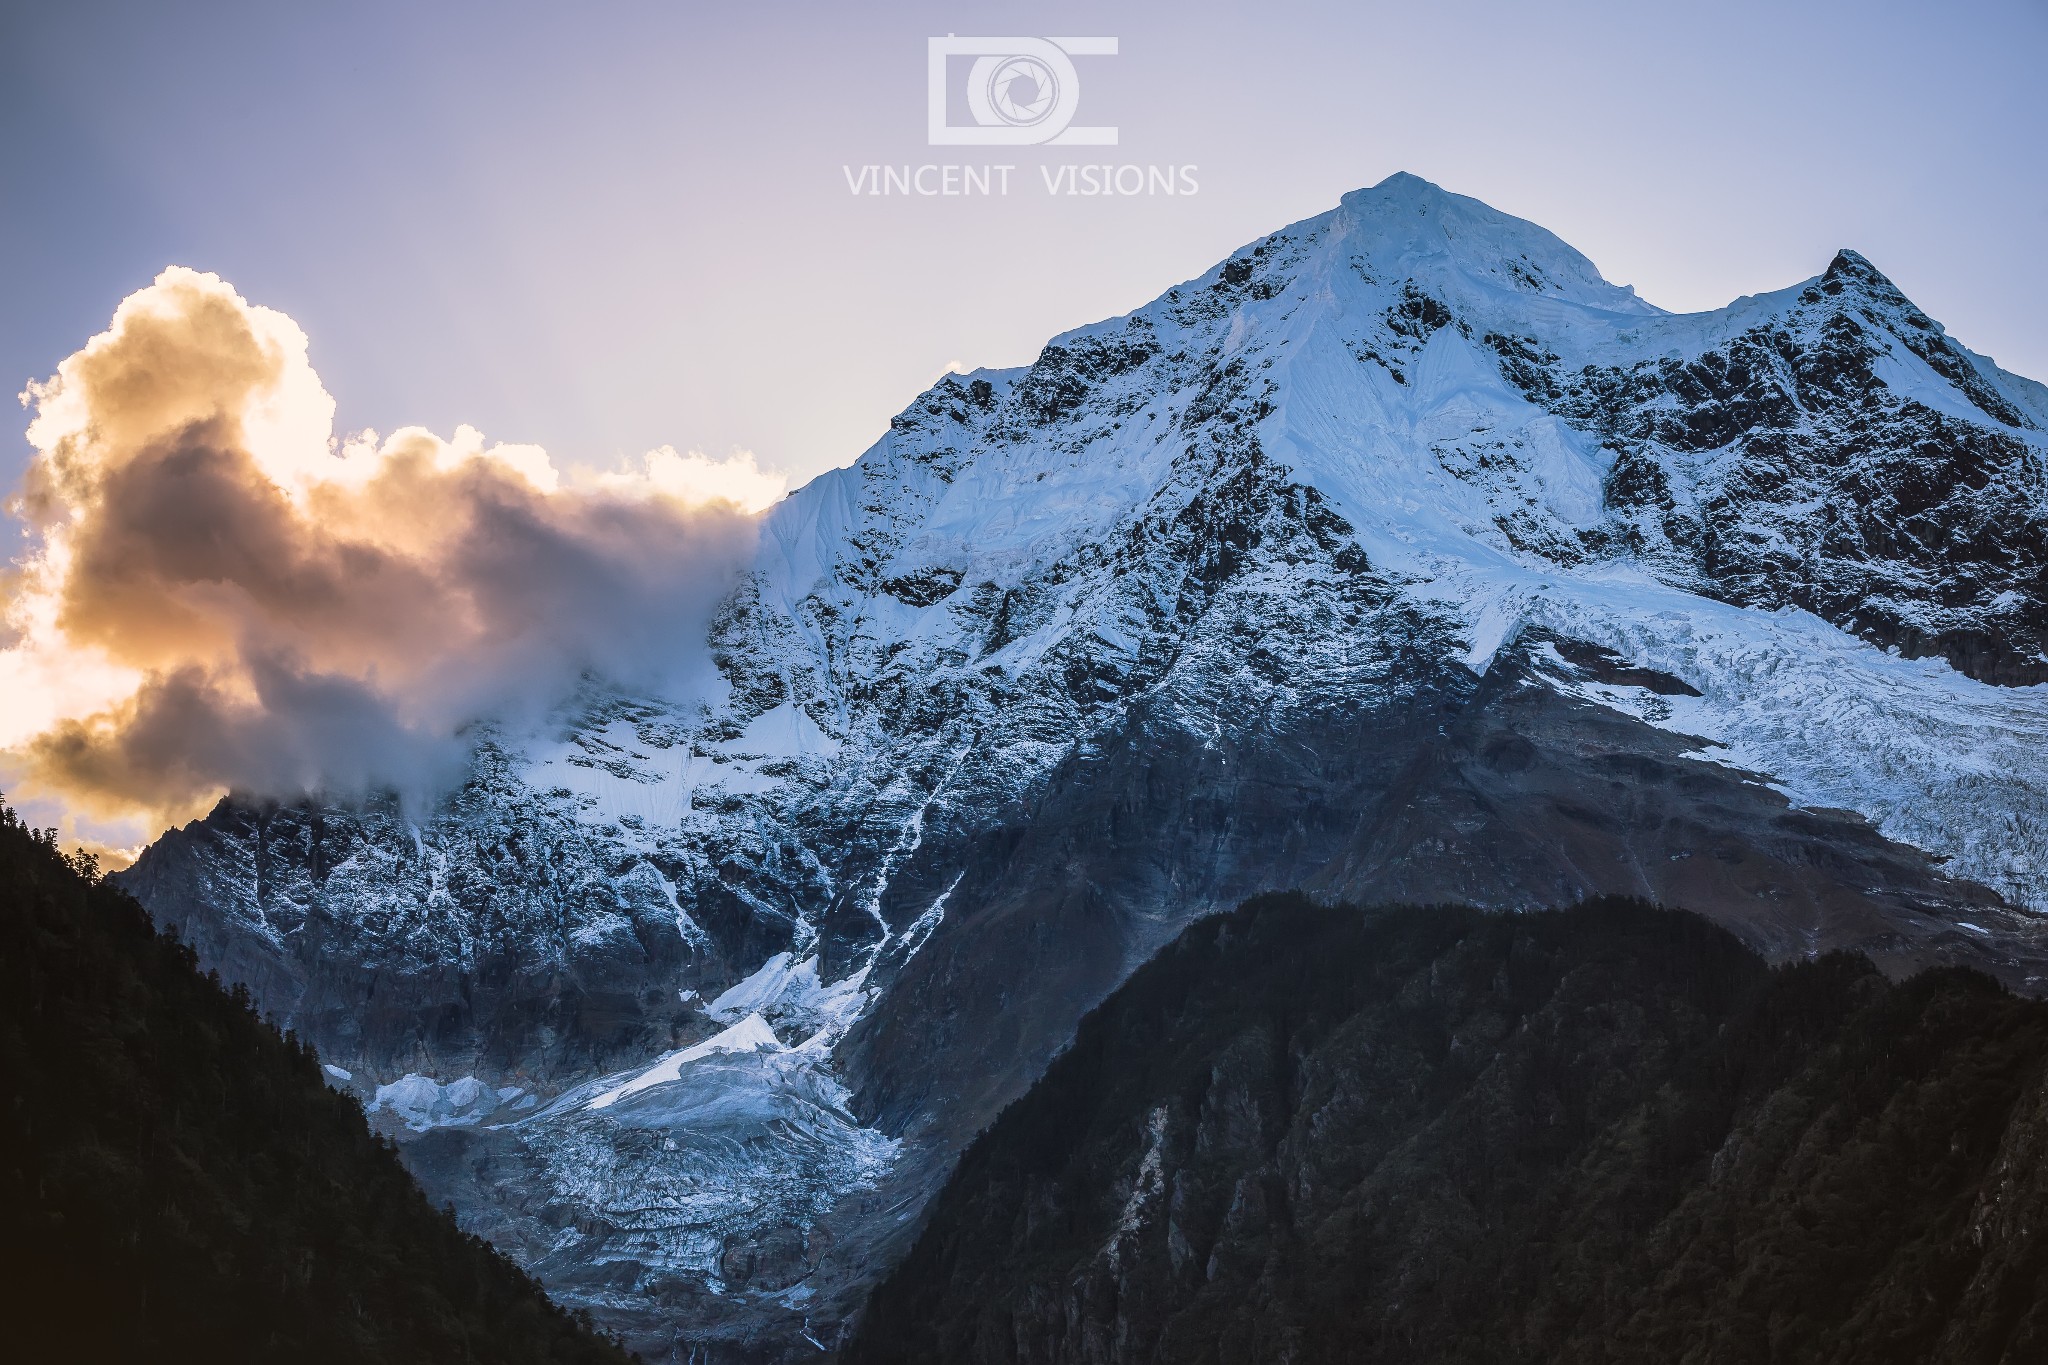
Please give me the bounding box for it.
[2,267,782,843]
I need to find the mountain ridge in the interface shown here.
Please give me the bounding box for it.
[848,894,2048,1365]
[0,800,637,1365]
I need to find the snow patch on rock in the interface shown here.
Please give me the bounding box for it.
[369,1073,501,1131]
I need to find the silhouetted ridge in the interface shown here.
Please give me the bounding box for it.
[0,802,637,1365]
[850,895,2048,1365]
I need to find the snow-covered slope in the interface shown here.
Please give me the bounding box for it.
[121,173,2048,1357]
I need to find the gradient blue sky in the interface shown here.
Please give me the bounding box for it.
[4,0,2044,491]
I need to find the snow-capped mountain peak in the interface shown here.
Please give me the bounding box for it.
[120,176,2048,1356]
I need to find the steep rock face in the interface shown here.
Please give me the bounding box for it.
[122,741,712,1082]
[841,630,2036,1156]
[1505,248,2048,683]
[850,897,2048,1365]
[117,174,2048,1354]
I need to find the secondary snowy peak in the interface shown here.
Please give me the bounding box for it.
[1804,248,2045,431]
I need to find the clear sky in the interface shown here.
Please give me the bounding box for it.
[4,0,2044,493]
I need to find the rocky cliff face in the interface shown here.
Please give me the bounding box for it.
[118,173,2048,1357]
[1518,246,2048,684]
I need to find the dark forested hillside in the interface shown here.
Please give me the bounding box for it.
[850,896,2048,1365]
[0,803,637,1365]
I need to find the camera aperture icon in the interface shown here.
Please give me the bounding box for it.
[986,55,1059,126]
[928,36,1117,146]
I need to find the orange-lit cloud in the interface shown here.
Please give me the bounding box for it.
[2,267,781,841]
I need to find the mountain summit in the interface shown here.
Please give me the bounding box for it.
[121,176,2048,1357]
[1339,171,1660,311]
